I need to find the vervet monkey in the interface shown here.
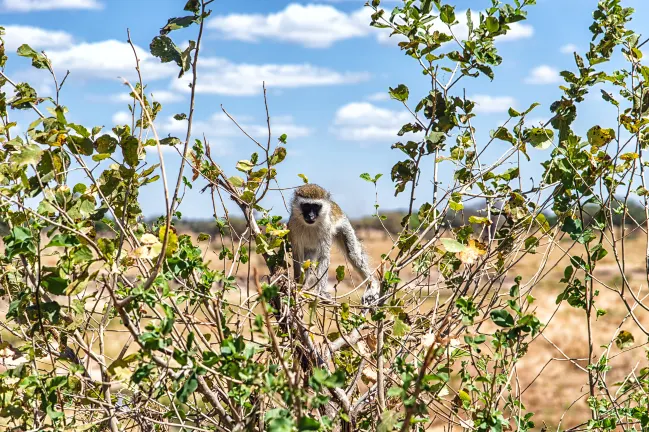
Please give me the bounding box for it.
[288,184,379,306]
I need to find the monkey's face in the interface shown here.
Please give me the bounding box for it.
[300,202,322,225]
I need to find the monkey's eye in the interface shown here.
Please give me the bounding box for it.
[301,203,321,224]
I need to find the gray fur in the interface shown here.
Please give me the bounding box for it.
[288,188,379,307]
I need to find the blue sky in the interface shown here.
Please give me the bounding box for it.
[2,0,647,220]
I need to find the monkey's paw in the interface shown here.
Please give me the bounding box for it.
[361,281,380,309]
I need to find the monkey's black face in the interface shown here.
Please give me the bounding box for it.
[301,203,322,225]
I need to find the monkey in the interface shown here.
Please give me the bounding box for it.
[287,184,379,307]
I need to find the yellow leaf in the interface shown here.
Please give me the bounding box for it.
[132,245,149,259]
[158,226,178,257]
[587,126,615,147]
[54,133,67,147]
[267,227,290,238]
[140,233,160,245]
[458,239,486,265]
[620,152,639,161]
[107,354,138,382]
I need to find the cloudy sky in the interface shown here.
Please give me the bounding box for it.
[2,0,647,219]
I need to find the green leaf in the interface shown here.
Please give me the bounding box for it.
[524,236,539,253]
[68,123,89,138]
[297,417,320,431]
[42,275,68,295]
[95,134,117,154]
[439,5,456,24]
[388,84,409,102]
[485,16,500,32]
[10,82,38,109]
[526,127,554,150]
[270,147,287,165]
[150,35,183,68]
[161,16,200,35]
[17,44,48,69]
[176,373,198,403]
[590,244,608,262]
[360,173,372,182]
[393,316,410,337]
[236,160,254,172]
[39,302,61,324]
[68,135,94,156]
[490,309,515,327]
[229,176,244,187]
[492,127,515,144]
[335,265,345,282]
[72,245,93,263]
[92,153,112,162]
[184,0,200,13]
[121,136,140,167]
[615,330,634,350]
[268,416,294,432]
[499,167,519,181]
[46,233,79,248]
[159,136,181,146]
[298,174,309,184]
[10,143,43,166]
[278,133,287,144]
[441,238,466,253]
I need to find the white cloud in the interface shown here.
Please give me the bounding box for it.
[498,22,534,41]
[471,95,516,114]
[1,25,74,51]
[208,4,370,48]
[524,65,561,85]
[45,40,176,82]
[161,112,310,140]
[171,57,369,96]
[560,43,578,54]
[160,112,310,154]
[524,117,549,127]
[112,111,131,125]
[38,83,53,95]
[111,90,184,104]
[366,92,389,102]
[208,5,532,49]
[11,34,365,96]
[332,102,412,141]
[2,0,102,11]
